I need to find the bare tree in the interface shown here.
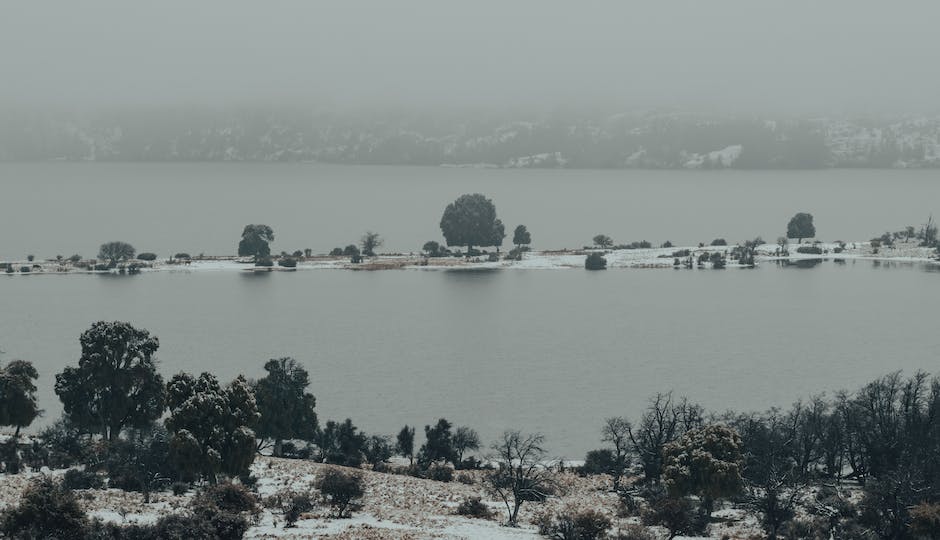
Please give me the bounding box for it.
[601,416,631,490]
[629,392,703,483]
[485,430,556,526]
[360,231,383,257]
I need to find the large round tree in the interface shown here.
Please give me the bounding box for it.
[439,193,501,257]
[54,321,165,441]
[0,359,40,438]
[786,212,816,243]
[238,224,274,260]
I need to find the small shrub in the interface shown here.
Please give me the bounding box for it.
[642,496,703,538]
[539,509,612,540]
[93,264,109,271]
[278,257,297,268]
[193,481,260,517]
[661,241,674,248]
[0,478,89,539]
[284,492,316,528]
[255,257,274,267]
[456,496,493,519]
[173,253,191,260]
[581,448,616,476]
[317,468,365,518]
[329,247,344,256]
[711,238,727,246]
[19,266,30,273]
[456,472,474,485]
[63,469,104,490]
[796,245,823,255]
[137,252,157,261]
[910,502,940,539]
[171,481,189,496]
[585,252,607,270]
[487,253,499,262]
[426,463,454,482]
[613,524,657,540]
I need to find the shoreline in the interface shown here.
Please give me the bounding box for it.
[2,240,937,276]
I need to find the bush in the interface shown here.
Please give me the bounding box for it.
[171,481,189,496]
[137,252,157,261]
[711,238,727,246]
[456,496,493,519]
[173,253,191,260]
[613,524,657,540]
[581,448,616,476]
[796,245,823,255]
[94,264,109,271]
[63,469,104,490]
[661,241,674,248]
[19,266,30,273]
[487,253,499,262]
[193,481,260,517]
[539,509,612,540]
[277,257,297,268]
[284,492,316,528]
[317,468,365,518]
[585,252,607,270]
[255,257,274,267]
[0,478,89,539]
[329,247,344,256]
[425,463,454,482]
[456,472,474,485]
[910,502,940,538]
[642,496,703,538]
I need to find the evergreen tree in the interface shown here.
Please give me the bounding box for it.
[418,418,456,467]
[237,224,274,260]
[396,425,415,466]
[54,321,165,441]
[0,359,40,438]
[253,357,318,457]
[663,424,744,516]
[512,224,531,250]
[786,213,816,243]
[165,372,259,482]
[439,193,500,256]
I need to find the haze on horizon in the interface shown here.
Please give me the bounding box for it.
[2,0,939,116]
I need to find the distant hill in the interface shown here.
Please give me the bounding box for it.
[1,108,938,169]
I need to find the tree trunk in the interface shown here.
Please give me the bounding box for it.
[274,438,283,457]
[13,425,20,439]
[510,500,522,526]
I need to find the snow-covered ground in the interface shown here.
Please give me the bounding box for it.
[0,456,776,539]
[2,240,937,276]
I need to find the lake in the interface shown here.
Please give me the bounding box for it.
[2,163,940,456]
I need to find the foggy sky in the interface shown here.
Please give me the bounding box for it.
[2,0,939,114]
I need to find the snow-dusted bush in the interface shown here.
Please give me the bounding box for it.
[62,469,104,490]
[455,496,493,519]
[317,468,365,518]
[1,478,89,539]
[537,508,611,540]
[284,492,315,528]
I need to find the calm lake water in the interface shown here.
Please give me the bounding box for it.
[2,163,940,456]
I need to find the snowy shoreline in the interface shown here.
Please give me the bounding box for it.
[2,240,937,276]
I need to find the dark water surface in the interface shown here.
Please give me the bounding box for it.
[2,260,937,456]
